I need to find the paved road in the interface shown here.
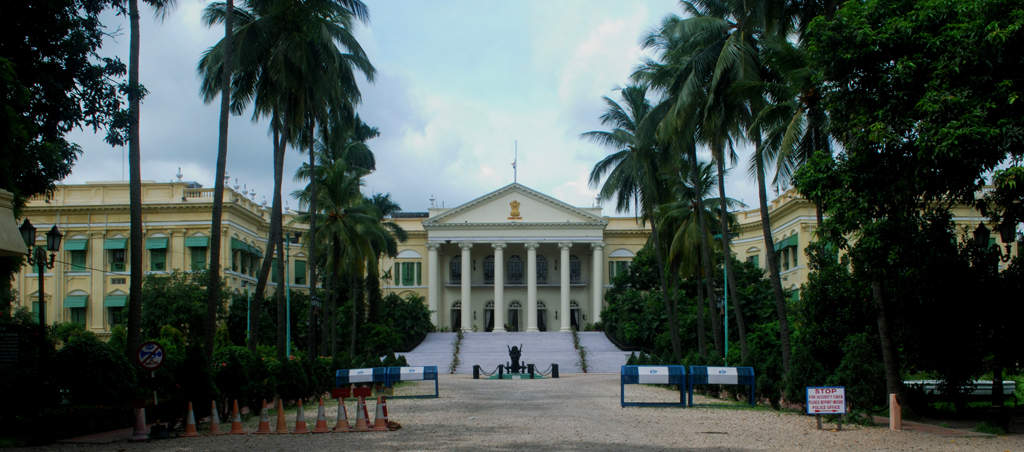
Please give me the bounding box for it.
[42,374,1023,451]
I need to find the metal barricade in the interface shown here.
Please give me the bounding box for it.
[620,365,687,407]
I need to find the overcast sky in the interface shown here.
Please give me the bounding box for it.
[65,0,763,215]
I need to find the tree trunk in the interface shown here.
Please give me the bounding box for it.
[271,133,286,362]
[125,0,143,361]
[756,153,792,375]
[366,264,381,324]
[872,280,902,399]
[307,124,318,359]
[205,0,234,360]
[252,122,284,353]
[695,253,707,360]
[715,152,748,362]
[650,220,682,363]
[691,146,721,358]
[348,272,359,358]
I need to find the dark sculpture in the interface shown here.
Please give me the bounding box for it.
[507,344,524,373]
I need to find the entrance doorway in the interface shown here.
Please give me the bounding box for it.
[508,301,521,332]
[450,301,461,331]
[484,300,494,332]
[570,300,581,331]
[537,301,547,332]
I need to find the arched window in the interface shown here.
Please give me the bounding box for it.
[536,255,548,283]
[450,301,461,330]
[449,256,461,283]
[507,255,523,284]
[483,255,495,284]
[569,255,581,283]
[507,301,522,331]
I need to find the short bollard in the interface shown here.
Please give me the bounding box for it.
[497,364,504,379]
[552,363,559,379]
[528,363,535,379]
[473,365,480,380]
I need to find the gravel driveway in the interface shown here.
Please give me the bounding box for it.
[36,374,1024,451]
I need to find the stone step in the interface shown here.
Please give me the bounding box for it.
[397,332,456,369]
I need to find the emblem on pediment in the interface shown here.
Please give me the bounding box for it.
[508,199,522,220]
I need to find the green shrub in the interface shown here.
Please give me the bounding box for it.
[214,346,272,412]
[55,333,136,406]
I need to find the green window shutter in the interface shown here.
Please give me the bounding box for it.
[185,236,209,247]
[150,249,166,271]
[231,238,247,251]
[271,259,280,283]
[108,307,125,326]
[145,237,168,249]
[415,262,422,286]
[103,238,127,250]
[393,263,400,285]
[109,249,126,272]
[749,255,759,268]
[65,239,88,251]
[32,302,41,323]
[295,260,306,285]
[401,262,415,286]
[70,250,87,271]
[70,308,86,326]
[792,248,798,267]
[64,295,88,309]
[191,247,207,270]
[103,294,127,307]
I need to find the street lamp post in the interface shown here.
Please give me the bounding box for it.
[18,219,62,327]
[284,232,291,358]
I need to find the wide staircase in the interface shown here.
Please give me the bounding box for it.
[399,331,631,374]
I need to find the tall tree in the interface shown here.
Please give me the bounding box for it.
[198,0,235,361]
[125,0,177,362]
[582,84,685,362]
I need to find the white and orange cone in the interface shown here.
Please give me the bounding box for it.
[353,397,370,432]
[333,397,351,432]
[292,399,310,434]
[275,399,289,434]
[183,402,199,437]
[372,396,388,431]
[209,400,223,435]
[254,399,272,434]
[230,400,246,435]
[312,398,330,433]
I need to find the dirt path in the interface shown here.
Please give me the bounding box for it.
[39,374,1024,451]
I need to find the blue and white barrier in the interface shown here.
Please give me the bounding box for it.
[687,366,756,406]
[335,367,389,387]
[386,366,439,399]
[620,365,688,407]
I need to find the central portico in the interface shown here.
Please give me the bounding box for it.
[423,183,609,332]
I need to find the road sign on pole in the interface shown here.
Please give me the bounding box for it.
[136,341,165,370]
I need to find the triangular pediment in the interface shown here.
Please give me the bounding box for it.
[423,183,606,228]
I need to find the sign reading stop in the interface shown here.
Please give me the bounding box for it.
[806,386,846,414]
[136,341,165,370]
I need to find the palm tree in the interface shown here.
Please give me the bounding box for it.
[125,0,177,362]
[582,84,687,362]
[200,0,373,357]
[198,0,235,361]
[365,193,407,324]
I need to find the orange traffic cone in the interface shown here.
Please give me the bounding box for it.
[333,397,351,432]
[230,400,246,435]
[131,407,148,441]
[209,400,223,435]
[274,399,289,434]
[254,399,272,434]
[183,402,199,437]
[353,397,370,432]
[292,399,309,434]
[372,396,389,431]
[312,398,330,433]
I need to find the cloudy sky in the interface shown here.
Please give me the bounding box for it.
[66,0,762,215]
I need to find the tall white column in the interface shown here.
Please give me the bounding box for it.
[427,242,440,327]
[591,241,604,324]
[559,242,571,332]
[460,242,472,332]
[492,242,506,332]
[526,242,538,332]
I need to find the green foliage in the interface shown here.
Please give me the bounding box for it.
[54,333,136,406]
[141,271,227,340]
[214,346,272,412]
[378,293,432,352]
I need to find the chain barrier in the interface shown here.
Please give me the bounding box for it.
[534,365,552,377]
[478,366,500,377]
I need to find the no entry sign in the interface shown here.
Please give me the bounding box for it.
[806,386,846,415]
[136,341,165,370]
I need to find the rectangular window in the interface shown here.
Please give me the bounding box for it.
[190,247,207,271]
[108,307,125,326]
[109,249,126,272]
[150,249,166,271]
[791,248,798,268]
[398,262,421,286]
[271,259,280,283]
[781,249,790,271]
[609,260,630,280]
[70,307,86,326]
[32,301,41,324]
[70,250,87,272]
[294,260,307,285]
[747,255,759,268]
[232,251,238,272]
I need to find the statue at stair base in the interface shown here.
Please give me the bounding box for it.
[507,345,524,373]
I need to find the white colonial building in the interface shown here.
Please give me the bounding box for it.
[380,183,649,332]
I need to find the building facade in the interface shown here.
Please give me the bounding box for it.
[13,181,1015,335]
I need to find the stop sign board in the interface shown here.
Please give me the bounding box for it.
[136,341,165,370]
[806,386,846,414]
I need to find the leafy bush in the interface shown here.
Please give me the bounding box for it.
[378,292,432,352]
[54,332,136,406]
[141,271,228,340]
